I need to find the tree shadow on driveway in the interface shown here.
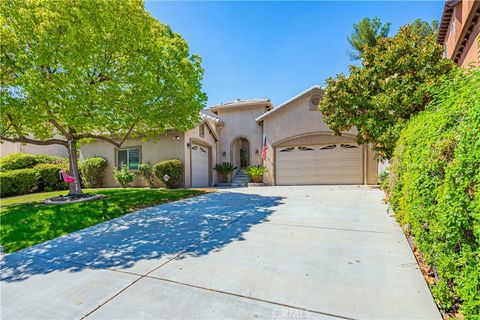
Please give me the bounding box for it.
[1,192,284,282]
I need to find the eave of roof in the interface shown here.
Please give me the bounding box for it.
[255,85,324,122]
[437,0,461,44]
[200,110,224,126]
[209,99,272,112]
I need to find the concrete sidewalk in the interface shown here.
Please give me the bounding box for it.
[1,186,440,320]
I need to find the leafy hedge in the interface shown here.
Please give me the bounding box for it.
[0,153,70,196]
[80,157,108,188]
[0,168,38,197]
[387,69,479,317]
[153,159,183,188]
[0,153,66,172]
[35,163,68,192]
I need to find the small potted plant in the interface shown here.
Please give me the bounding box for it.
[243,165,267,187]
[213,162,237,186]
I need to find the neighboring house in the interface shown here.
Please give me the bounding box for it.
[438,0,480,67]
[80,86,378,187]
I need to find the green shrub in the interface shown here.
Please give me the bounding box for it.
[387,68,480,317]
[153,159,183,188]
[0,168,38,197]
[113,164,134,188]
[243,165,267,183]
[138,163,156,188]
[80,157,108,188]
[0,153,66,172]
[378,169,389,192]
[34,163,69,192]
[213,162,237,183]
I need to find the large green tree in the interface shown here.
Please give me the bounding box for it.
[0,0,206,195]
[347,17,391,60]
[320,20,454,159]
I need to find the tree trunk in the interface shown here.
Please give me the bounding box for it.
[68,139,83,195]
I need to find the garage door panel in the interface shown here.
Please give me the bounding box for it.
[191,144,209,187]
[276,144,362,185]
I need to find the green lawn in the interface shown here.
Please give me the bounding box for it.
[0,188,206,253]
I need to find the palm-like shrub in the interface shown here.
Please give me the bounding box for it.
[213,162,237,183]
[243,165,267,183]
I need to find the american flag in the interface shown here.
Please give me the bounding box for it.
[261,136,268,160]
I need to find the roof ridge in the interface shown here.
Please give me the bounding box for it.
[255,85,324,122]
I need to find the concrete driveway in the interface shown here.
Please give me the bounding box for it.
[1,186,440,320]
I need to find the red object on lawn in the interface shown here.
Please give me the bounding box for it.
[60,170,76,183]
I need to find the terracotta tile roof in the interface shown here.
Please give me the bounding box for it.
[209,99,272,112]
[200,110,224,125]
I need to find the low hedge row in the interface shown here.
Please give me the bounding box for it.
[0,163,69,197]
[0,153,66,172]
[0,168,38,197]
[386,69,479,317]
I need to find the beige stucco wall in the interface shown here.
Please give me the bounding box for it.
[0,141,69,158]
[80,134,185,187]
[214,106,268,172]
[183,119,219,186]
[261,89,377,185]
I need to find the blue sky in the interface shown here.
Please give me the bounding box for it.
[145,1,444,107]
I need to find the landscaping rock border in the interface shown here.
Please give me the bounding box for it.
[44,194,105,205]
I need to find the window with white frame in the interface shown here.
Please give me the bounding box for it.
[117,147,141,170]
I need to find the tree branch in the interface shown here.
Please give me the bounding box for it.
[118,120,138,147]
[49,119,71,139]
[77,134,122,148]
[0,136,68,146]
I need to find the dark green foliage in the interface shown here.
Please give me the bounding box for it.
[138,163,157,188]
[387,68,480,317]
[113,164,134,188]
[378,169,390,192]
[347,16,391,60]
[0,153,66,172]
[80,157,108,188]
[153,159,184,188]
[0,168,37,197]
[243,165,267,183]
[320,20,454,159]
[34,163,68,192]
[0,188,205,253]
[213,162,237,183]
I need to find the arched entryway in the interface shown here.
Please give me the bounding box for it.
[231,137,250,170]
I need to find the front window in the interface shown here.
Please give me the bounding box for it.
[117,147,140,170]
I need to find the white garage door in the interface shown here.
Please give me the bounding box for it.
[276,144,363,185]
[191,144,209,187]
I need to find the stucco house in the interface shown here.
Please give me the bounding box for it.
[80,86,378,187]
